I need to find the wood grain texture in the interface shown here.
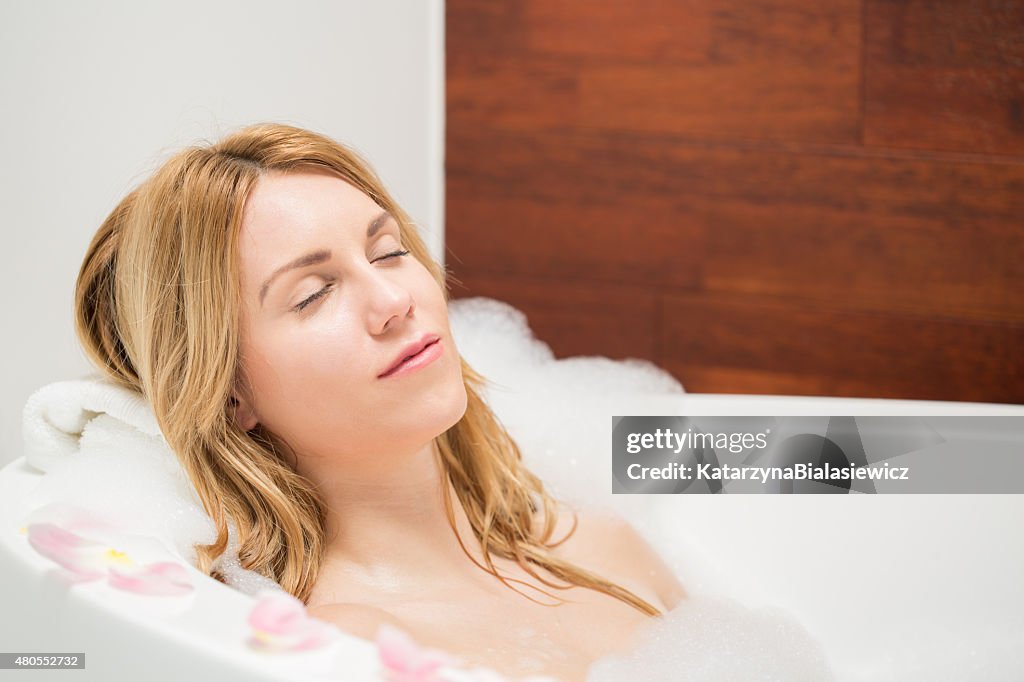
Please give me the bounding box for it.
[445,192,705,290]
[659,292,1024,402]
[446,0,1024,403]
[448,0,862,143]
[865,0,1024,155]
[449,269,1024,402]
[448,129,1024,323]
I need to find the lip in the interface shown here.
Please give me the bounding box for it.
[378,334,442,379]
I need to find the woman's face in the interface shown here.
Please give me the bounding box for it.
[233,168,467,464]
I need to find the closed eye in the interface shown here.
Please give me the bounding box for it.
[291,249,411,313]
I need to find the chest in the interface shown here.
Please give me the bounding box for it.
[380,575,660,680]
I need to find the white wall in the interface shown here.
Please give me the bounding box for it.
[0,0,445,465]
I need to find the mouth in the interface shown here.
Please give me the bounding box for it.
[378,335,442,379]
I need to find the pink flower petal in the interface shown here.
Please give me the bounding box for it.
[246,591,336,652]
[26,523,109,579]
[108,561,194,596]
[377,624,422,668]
[376,623,456,681]
[249,590,308,634]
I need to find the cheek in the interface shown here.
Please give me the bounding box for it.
[246,324,364,413]
[283,328,364,389]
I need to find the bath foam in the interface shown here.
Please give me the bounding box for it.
[587,595,836,682]
[448,297,684,397]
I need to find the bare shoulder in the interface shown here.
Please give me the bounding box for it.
[306,601,406,641]
[538,503,688,611]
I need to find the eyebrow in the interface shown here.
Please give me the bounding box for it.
[258,209,393,307]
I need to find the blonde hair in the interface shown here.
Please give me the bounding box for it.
[74,122,662,617]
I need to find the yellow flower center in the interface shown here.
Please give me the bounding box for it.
[104,548,135,566]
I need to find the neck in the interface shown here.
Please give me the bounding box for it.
[301,439,495,600]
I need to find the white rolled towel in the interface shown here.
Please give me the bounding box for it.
[22,374,163,474]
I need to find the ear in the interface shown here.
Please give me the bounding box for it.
[230,393,259,432]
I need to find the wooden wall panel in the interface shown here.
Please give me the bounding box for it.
[446,0,1024,403]
[449,129,1024,322]
[865,0,1024,155]
[445,187,705,291]
[449,0,862,143]
[660,293,1024,402]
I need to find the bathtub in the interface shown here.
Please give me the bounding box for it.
[2,389,1022,681]
[605,393,1024,681]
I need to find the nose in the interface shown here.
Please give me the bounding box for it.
[362,267,415,335]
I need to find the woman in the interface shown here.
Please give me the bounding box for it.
[73,123,686,681]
